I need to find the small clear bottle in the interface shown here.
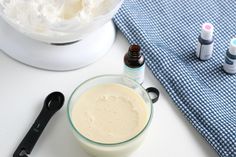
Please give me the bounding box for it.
[123,44,145,84]
[223,38,236,74]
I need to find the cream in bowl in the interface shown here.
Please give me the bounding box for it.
[0,0,124,43]
[67,75,159,157]
[72,83,148,144]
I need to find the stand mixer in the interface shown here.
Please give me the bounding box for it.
[0,0,123,71]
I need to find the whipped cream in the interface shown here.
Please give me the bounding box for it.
[0,0,111,33]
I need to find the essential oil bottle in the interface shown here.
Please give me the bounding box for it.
[196,23,214,60]
[223,38,236,74]
[123,44,145,84]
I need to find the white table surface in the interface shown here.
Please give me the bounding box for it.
[0,31,218,157]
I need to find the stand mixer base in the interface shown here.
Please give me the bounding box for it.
[0,19,116,71]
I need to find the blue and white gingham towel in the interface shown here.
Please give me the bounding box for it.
[113,0,236,156]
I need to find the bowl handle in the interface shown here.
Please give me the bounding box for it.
[146,87,160,103]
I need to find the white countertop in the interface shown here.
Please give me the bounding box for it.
[0,31,218,157]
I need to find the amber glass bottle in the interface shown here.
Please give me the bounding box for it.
[123,44,145,84]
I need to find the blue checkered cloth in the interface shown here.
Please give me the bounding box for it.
[113,1,236,156]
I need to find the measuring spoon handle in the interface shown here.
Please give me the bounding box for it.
[13,92,64,157]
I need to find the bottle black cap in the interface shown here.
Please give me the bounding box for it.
[128,44,141,57]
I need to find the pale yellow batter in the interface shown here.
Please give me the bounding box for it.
[71,83,148,144]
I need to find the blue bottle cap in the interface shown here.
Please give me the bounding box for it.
[229,38,236,55]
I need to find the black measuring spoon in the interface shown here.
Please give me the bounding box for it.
[13,92,65,157]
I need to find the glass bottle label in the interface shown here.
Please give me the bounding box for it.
[223,55,236,74]
[196,42,214,60]
[124,64,145,84]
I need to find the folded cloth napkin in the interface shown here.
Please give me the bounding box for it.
[113,1,236,156]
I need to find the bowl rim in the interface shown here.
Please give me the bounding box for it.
[67,74,154,146]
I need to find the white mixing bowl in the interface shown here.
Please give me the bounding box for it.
[0,0,123,43]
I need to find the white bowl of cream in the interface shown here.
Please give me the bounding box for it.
[67,75,159,157]
[0,0,123,43]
